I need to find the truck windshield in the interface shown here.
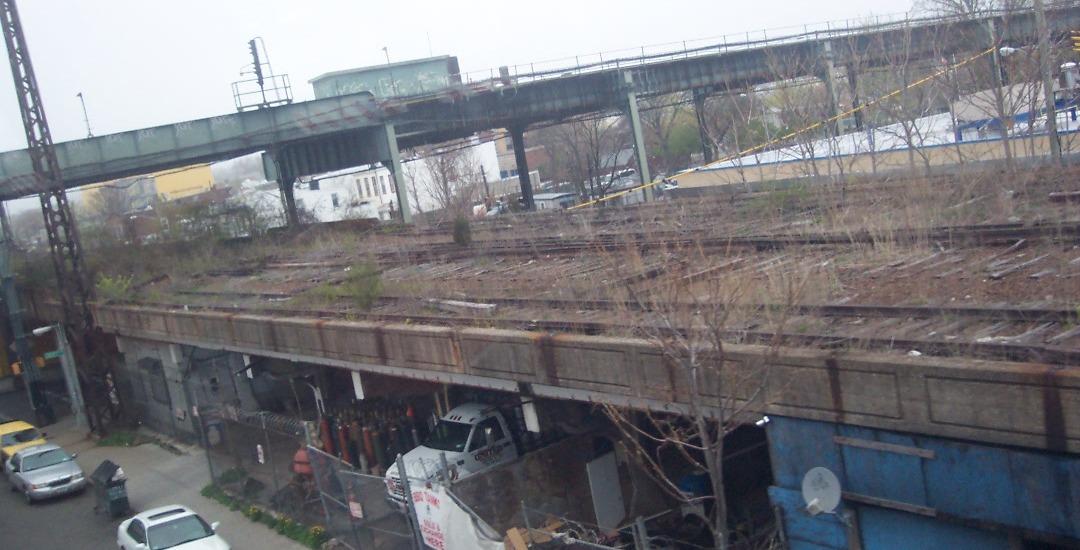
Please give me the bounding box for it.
[422,420,472,452]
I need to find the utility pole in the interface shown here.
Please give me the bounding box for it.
[76,92,91,138]
[382,46,398,97]
[0,204,51,425]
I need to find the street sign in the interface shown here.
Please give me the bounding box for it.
[42,350,63,360]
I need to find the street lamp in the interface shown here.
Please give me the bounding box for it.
[32,324,87,427]
[382,46,398,97]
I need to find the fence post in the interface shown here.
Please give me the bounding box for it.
[262,416,281,500]
[635,516,651,550]
[397,454,425,549]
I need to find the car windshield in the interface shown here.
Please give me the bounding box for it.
[147,515,214,550]
[1,428,41,446]
[21,448,72,471]
[421,420,472,452]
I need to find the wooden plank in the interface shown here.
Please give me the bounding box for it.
[834,435,936,459]
[843,491,938,517]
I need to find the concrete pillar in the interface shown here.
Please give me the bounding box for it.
[693,88,715,164]
[160,343,194,439]
[818,42,843,137]
[264,152,300,227]
[381,123,412,223]
[510,126,535,211]
[623,71,654,202]
[846,63,863,131]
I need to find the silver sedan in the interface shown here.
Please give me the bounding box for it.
[4,442,87,503]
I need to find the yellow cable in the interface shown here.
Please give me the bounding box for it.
[568,47,994,210]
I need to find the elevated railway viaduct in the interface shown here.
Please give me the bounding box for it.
[4,5,1080,549]
[4,5,1080,219]
[26,298,1079,549]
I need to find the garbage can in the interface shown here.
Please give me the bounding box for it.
[90,459,130,518]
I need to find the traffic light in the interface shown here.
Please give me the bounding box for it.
[1072,31,1080,54]
[249,39,264,87]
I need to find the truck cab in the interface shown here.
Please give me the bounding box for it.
[386,403,519,505]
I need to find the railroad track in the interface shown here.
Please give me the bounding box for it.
[209,220,1079,272]
[140,294,1080,366]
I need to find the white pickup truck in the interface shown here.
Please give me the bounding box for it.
[385,402,526,506]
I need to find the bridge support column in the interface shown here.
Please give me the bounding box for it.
[693,88,715,164]
[623,72,654,202]
[510,126,535,211]
[846,63,863,131]
[381,123,412,223]
[818,42,843,137]
[264,152,300,228]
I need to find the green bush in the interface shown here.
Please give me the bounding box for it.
[95,274,135,304]
[452,215,472,246]
[200,484,326,548]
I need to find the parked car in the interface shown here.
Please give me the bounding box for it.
[0,420,47,462]
[117,504,231,550]
[4,442,86,503]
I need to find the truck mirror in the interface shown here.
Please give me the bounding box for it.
[484,426,494,446]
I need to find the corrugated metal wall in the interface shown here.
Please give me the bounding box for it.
[768,417,1080,549]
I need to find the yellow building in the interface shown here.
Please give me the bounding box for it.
[80,164,215,217]
[154,164,214,201]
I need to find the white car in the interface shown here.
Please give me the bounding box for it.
[117,504,231,550]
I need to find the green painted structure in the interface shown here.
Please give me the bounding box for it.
[310,56,461,100]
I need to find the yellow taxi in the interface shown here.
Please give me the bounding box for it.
[0,420,47,462]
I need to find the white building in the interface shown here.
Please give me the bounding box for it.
[232,136,501,225]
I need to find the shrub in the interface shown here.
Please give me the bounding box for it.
[95,274,135,303]
[452,215,472,246]
[305,525,329,548]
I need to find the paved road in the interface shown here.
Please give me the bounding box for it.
[0,387,307,549]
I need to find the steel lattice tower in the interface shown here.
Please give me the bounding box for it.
[1,0,122,432]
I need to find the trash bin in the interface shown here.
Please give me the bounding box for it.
[90,459,130,518]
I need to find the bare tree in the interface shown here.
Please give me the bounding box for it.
[410,141,484,218]
[600,239,809,549]
[639,93,693,175]
[9,208,46,248]
[533,113,631,202]
[914,0,1031,16]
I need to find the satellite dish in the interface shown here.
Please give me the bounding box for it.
[801,466,841,515]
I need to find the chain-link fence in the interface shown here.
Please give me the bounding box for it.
[203,404,320,522]
[307,446,418,550]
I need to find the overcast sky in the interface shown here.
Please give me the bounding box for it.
[0,0,920,154]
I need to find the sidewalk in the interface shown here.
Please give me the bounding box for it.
[50,415,307,550]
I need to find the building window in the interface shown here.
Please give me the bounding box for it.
[380,176,387,194]
[390,180,396,193]
[309,179,320,191]
[331,193,340,208]
[364,178,371,197]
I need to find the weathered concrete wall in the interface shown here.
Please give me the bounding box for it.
[83,304,1080,455]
